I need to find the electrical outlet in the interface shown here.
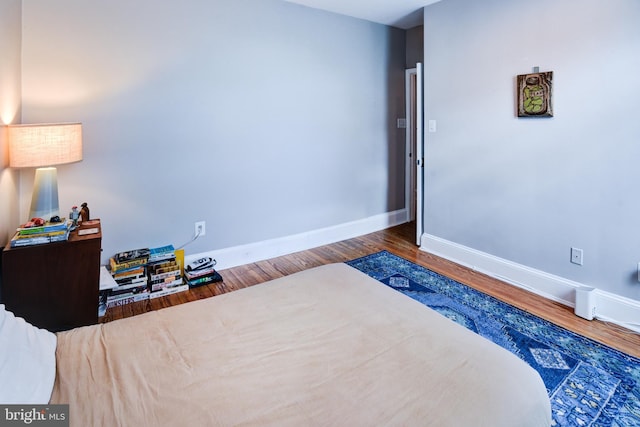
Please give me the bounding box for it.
[195,221,206,237]
[571,247,583,265]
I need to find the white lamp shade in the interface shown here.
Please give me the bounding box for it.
[8,122,83,221]
[8,123,82,168]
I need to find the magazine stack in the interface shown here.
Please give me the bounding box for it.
[106,248,151,308]
[184,257,222,288]
[147,245,187,298]
[10,218,72,248]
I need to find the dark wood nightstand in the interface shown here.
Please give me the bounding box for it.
[1,220,102,332]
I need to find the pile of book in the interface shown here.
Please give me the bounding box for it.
[184,257,222,288]
[10,219,72,248]
[106,248,151,308]
[105,245,190,308]
[147,245,187,298]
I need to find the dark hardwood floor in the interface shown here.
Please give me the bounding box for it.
[101,222,640,358]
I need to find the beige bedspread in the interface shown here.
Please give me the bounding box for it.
[51,263,550,426]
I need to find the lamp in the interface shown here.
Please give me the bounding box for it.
[8,123,83,221]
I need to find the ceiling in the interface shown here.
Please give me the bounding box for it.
[284,0,441,29]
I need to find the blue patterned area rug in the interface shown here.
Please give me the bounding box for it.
[346,251,640,427]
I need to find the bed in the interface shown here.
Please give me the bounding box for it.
[2,263,551,426]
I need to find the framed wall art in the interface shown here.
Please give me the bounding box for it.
[517,71,553,117]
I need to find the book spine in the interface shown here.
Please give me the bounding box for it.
[112,266,146,278]
[114,279,148,289]
[149,270,181,281]
[106,293,149,308]
[148,255,176,263]
[111,265,147,279]
[148,246,176,263]
[149,284,188,299]
[10,230,70,247]
[114,248,151,264]
[147,260,177,270]
[150,278,183,292]
[186,272,222,287]
[50,232,70,243]
[109,284,149,296]
[110,257,148,272]
[17,222,70,235]
[184,267,217,280]
[114,275,147,284]
[14,230,67,239]
[149,245,175,257]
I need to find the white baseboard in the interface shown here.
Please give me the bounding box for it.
[185,209,408,271]
[420,233,640,333]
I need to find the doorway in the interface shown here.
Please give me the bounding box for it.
[405,64,423,245]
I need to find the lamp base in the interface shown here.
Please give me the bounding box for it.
[29,167,60,221]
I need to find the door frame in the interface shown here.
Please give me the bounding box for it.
[405,63,424,245]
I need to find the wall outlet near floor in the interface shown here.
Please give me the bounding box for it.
[571,247,584,265]
[195,221,206,237]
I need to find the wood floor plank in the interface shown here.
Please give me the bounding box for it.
[100,222,640,358]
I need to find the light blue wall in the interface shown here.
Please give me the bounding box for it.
[0,0,22,245]
[405,25,423,69]
[20,0,406,262]
[423,0,640,299]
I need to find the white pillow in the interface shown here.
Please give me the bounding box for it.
[0,304,57,404]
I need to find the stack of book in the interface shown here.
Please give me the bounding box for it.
[147,245,187,298]
[106,248,151,308]
[10,219,72,248]
[184,257,223,288]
